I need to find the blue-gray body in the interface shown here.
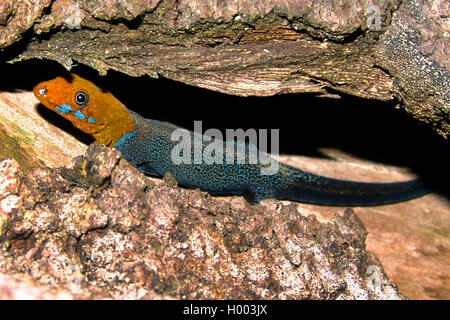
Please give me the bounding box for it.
[114,111,429,206]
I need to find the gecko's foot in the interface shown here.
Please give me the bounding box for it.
[162,171,178,187]
[243,188,274,205]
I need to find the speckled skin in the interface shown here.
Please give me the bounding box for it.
[115,111,429,206]
[33,74,429,206]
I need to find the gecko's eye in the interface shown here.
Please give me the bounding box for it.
[75,92,89,106]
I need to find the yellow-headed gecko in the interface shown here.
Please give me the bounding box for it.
[33,74,429,206]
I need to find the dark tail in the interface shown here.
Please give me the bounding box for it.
[274,169,431,206]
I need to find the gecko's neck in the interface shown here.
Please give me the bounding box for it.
[92,107,136,147]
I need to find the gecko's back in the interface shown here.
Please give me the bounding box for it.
[116,111,430,206]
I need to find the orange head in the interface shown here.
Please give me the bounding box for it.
[33,74,135,146]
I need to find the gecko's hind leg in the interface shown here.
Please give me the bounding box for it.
[243,187,274,205]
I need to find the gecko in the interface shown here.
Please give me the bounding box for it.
[33,73,430,206]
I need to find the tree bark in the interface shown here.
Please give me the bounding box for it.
[0,0,448,136]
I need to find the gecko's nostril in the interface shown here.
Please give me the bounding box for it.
[37,87,48,96]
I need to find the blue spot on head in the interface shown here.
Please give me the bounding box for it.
[73,109,86,120]
[55,104,72,114]
[88,117,97,124]
[114,131,137,148]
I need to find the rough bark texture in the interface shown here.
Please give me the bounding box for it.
[0,143,406,299]
[0,0,448,136]
[375,1,449,137]
[0,91,87,171]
